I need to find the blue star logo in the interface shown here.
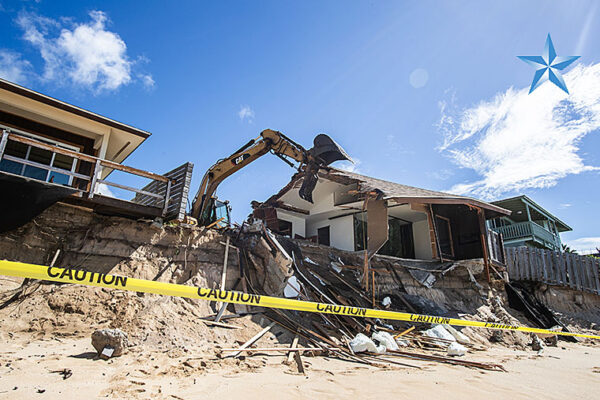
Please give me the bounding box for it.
[518,34,580,94]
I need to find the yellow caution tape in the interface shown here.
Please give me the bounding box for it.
[1,259,599,340]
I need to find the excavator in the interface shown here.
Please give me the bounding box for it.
[190,129,352,227]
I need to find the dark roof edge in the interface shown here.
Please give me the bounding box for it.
[0,78,151,139]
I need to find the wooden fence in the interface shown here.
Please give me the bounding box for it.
[505,247,600,295]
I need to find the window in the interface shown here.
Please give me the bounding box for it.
[317,226,330,246]
[0,130,78,186]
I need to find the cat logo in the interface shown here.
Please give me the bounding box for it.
[232,153,251,165]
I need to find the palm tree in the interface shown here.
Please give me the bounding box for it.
[561,244,577,254]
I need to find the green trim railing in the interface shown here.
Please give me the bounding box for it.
[492,221,559,250]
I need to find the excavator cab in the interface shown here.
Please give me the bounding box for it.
[213,199,231,227]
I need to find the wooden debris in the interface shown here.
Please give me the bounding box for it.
[394,326,415,338]
[200,320,241,329]
[230,322,275,358]
[222,347,322,352]
[287,335,299,364]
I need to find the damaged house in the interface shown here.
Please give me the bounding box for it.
[254,168,511,274]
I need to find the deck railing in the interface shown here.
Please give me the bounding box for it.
[492,221,559,250]
[0,129,173,216]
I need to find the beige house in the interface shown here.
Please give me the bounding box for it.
[255,168,510,269]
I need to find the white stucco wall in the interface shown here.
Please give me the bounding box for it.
[412,219,433,260]
[276,211,306,238]
[306,215,355,251]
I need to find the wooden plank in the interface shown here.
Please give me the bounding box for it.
[542,249,549,283]
[215,236,231,323]
[287,335,300,364]
[525,247,533,281]
[222,347,321,353]
[230,322,275,358]
[98,179,164,199]
[593,259,600,295]
[563,252,569,288]
[584,257,594,293]
[10,133,169,182]
[551,251,557,285]
[200,320,241,329]
[572,254,582,291]
[88,159,101,199]
[516,248,523,280]
[556,251,565,285]
[294,350,305,374]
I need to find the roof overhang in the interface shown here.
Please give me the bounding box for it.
[0,78,150,166]
[262,168,511,219]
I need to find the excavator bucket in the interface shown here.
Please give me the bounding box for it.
[299,134,353,203]
[309,134,353,166]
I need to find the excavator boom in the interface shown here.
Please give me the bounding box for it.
[190,129,351,226]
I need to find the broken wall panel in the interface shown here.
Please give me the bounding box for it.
[366,198,389,258]
[133,162,194,220]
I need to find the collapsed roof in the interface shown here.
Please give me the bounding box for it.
[263,167,511,218]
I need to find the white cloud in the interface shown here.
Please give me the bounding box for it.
[437,63,600,199]
[559,203,572,209]
[564,237,600,254]
[238,105,254,122]
[0,49,32,84]
[426,169,453,180]
[337,158,361,174]
[140,73,155,90]
[15,10,150,92]
[96,183,115,198]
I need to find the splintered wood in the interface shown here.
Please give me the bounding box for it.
[222,231,504,373]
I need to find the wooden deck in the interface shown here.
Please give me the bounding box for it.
[0,129,190,224]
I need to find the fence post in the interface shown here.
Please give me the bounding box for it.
[584,257,593,293]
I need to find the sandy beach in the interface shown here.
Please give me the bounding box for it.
[1,334,598,400]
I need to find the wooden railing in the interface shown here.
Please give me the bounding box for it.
[506,247,600,295]
[492,221,559,250]
[0,129,173,216]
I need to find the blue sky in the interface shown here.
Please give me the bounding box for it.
[0,1,599,252]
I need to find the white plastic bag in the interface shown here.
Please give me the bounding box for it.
[423,324,456,342]
[349,333,385,354]
[372,331,399,351]
[443,324,471,344]
[447,342,467,356]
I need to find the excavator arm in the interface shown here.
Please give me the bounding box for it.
[190,129,351,226]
